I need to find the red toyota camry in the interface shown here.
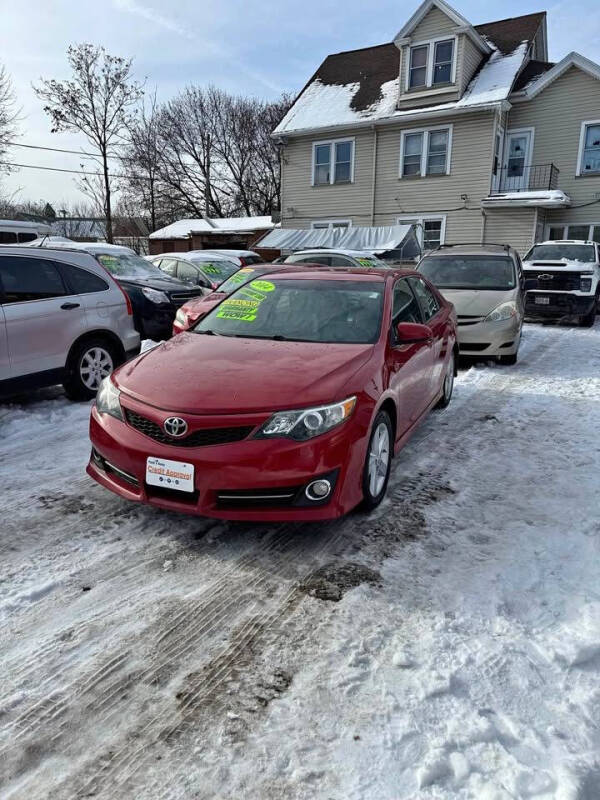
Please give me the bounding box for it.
[88,269,457,521]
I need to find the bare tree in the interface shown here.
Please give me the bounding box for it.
[0,63,19,190]
[34,44,143,242]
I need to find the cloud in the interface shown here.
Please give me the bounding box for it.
[112,0,194,40]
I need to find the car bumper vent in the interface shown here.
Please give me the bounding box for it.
[124,409,254,447]
[459,343,491,352]
[216,487,302,509]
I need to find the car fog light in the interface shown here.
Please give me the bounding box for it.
[305,479,331,500]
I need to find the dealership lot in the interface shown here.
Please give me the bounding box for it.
[1,322,600,799]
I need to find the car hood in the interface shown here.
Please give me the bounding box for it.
[115,333,374,414]
[118,275,192,292]
[438,288,517,316]
[522,259,595,270]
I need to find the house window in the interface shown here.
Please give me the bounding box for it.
[577,121,600,175]
[409,45,428,88]
[433,40,454,85]
[311,220,351,232]
[398,216,446,251]
[406,37,456,91]
[547,223,600,242]
[400,126,452,178]
[312,138,354,185]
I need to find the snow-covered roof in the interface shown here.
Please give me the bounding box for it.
[511,51,600,100]
[482,190,571,208]
[275,42,528,136]
[274,12,546,137]
[256,224,417,254]
[150,217,275,240]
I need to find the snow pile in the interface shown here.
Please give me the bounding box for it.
[484,189,572,207]
[457,40,528,106]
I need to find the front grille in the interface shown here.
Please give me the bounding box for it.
[526,271,582,291]
[169,290,204,306]
[459,343,491,352]
[125,409,253,447]
[216,486,302,509]
[457,315,484,326]
[145,484,199,504]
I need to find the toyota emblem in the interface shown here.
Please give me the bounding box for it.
[164,417,188,437]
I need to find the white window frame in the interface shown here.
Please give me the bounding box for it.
[576,120,600,176]
[397,215,447,250]
[399,125,453,178]
[405,36,458,91]
[546,222,600,242]
[311,137,355,186]
[310,219,352,231]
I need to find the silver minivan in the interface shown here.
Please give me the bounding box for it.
[417,244,524,365]
[0,246,140,400]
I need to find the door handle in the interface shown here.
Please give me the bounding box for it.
[61,302,80,310]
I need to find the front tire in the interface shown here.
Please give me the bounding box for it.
[580,305,596,328]
[436,350,455,408]
[63,338,117,401]
[361,410,393,511]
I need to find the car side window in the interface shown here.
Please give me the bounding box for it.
[58,262,109,294]
[0,256,67,304]
[18,232,37,243]
[300,256,331,266]
[329,255,354,266]
[178,262,199,283]
[159,258,178,277]
[408,276,440,322]
[392,278,422,324]
[0,231,18,244]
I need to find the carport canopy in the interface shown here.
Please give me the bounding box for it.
[255,223,418,256]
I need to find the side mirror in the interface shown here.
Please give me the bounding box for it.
[395,321,433,344]
[523,278,537,291]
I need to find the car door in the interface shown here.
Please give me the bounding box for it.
[158,258,178,278]
[177,261,202,285]
[408,275,448,402]
[0,254,87,377]
[387,277,435,429]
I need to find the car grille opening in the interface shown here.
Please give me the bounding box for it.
[92,448,140,487]
[169,290,205,306]
[125,410,254,447]
[145,483,199,504]
[459,343,491,352]
[216,487,302,509]
[457,315,484,326]
[526,271,582,291]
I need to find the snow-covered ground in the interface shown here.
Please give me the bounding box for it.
[1,323,600,800]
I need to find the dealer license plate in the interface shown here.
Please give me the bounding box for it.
[146,457,195,493]
[535,296,550,305]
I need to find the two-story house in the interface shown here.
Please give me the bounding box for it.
[270,0,600,254]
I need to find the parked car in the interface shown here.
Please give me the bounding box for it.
[0,245,139,400]
[0,219,52,245]
[418,243,524,365]
[172,265,283,334]
[147,251,240,292]
[201,249,264,266]
[283,249,390,268]
[87,268,457,521]
[45,242,206,340]
[522,240,600,327]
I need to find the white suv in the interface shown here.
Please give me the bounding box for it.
[0,246,140,400]
[522,240,600,327]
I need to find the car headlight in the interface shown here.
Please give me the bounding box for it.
[485,302,518,323]
[96,376,124,421]
[175,308,188,326]
[142,287,170,304]
[580,277,593,292]
[255,397,356,441]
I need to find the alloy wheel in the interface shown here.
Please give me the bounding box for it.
[80,347,114,391]
[368,421,390,498]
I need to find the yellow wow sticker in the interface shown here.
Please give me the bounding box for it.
[250,280,275,292]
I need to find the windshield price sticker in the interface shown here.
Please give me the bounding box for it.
[228,268,255,286]
[357,258,375,268]
[200,264,221,274]
[216,281,276,322]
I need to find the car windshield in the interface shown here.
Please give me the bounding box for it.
[217,267,272,295]
[419,255,516,290]
[189,259,239,284]
[96,252,165,279]
[525,244,596,262]
[193,278,384,344]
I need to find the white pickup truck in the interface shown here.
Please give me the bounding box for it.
[522,240,600,327]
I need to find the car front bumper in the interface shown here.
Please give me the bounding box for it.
[457,316,521,357]
[524,292,596,319]
[87,402,370,521]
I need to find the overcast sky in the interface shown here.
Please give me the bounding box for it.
[2,0,599,209]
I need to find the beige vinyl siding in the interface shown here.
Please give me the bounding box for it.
[508,67,600,225]
[483,208,537,253]
[410,6,457,41]
[280,129,374,228]
[374,112,495,218]
[459,36,483,95]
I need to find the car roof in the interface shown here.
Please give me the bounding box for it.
[260,267,413,282]
[534,239,596,246]
[200,248,258,257]
[291,248,378,257]
[153,250,237,262]
[33,240,136,255]
[422,245,516,258]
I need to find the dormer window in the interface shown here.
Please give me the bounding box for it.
[407,37,456,90]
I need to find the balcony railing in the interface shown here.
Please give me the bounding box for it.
[491,163,560,194]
